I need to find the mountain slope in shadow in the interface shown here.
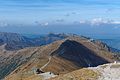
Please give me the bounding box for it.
[52,40,109,67]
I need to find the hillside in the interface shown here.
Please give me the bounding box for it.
[3,36,119,80]
[50,62,120,80]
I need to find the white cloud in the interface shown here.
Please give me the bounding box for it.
[35,21,49,26]
[0,22,8,27]
[111,21,120,24]
[90,18,109,25]
[56,19,64,22]
[79,20,86,24]
[78,18,120,25]
[44,22,49,26]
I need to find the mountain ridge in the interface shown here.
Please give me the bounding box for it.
[0,31,120,53]
[3,36,120,80]
[0,32,119,80]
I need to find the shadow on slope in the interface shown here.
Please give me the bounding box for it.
[52,40,109,67]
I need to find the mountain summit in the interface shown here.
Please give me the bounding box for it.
[2,35,119,80]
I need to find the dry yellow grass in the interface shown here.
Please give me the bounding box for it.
[50,68,99,80]
[5,73,43,80]
[43,56,80,74]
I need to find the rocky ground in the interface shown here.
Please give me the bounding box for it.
[50,62,120,80]
[90,62,120,80]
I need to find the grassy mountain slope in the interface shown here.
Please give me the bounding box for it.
[3,36,119,80]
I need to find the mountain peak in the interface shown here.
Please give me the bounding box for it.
[51,39,109,67]
[0,32,119,80]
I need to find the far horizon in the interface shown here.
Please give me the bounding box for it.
[0,0,120,50]
[0,0,120,35]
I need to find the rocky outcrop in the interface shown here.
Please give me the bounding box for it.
[49,62,120,80]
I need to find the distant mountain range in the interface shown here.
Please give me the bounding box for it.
[0,32,120,53]
[100,38,120,52]
[0,32,68,50]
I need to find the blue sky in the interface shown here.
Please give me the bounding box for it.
[0,0,120,23]
[0,0,120,35]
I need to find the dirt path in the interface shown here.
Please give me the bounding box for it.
[40,57,51,70]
